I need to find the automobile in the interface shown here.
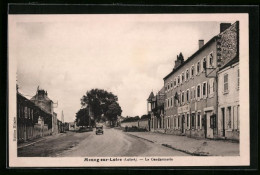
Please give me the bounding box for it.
[96,125,104,135]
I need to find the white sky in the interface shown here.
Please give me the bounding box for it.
[9,14,235,122]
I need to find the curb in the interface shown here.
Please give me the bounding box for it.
[18,138,46,149]
[126,133,154,143]
[161,144,211,156]
[126,133,211,156]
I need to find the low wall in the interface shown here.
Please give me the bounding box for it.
[120,121,139,128]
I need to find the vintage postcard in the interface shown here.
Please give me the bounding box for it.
[8,12,249,167]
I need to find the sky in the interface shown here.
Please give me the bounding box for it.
[9,14,234,122]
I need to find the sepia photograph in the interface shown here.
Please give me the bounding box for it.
[8,10,250,167]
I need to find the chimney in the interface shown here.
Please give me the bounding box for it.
[220,23,231,33]
[199,40,204,49]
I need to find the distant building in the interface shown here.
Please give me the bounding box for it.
[147,87,165,132]
[30,87,58,134]
[217,57,239,141]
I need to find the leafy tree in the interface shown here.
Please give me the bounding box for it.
[75,107,90,126]
[80,89,121,123]
[106,102,122,126]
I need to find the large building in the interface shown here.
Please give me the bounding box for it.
[217,56,239,141]
[162,21,239,139]
[30,87,58,134]
[17,92,52,143]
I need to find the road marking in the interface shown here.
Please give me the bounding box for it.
[18,138,46,149]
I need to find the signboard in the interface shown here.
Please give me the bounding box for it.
[178,105,190,114]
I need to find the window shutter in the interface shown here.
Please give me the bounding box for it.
[201,59,204,73]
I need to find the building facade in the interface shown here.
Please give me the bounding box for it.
[30,87,58,134]
[162,21,239,139]
[218,57,239,141]
[147,87,165,133]
[17,92,52,143]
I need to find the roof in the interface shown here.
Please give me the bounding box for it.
[219,55,239,71]
[163,36,217,80]
[30,94,53,102]
[147,92,155,101]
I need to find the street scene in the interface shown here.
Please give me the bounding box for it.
[11,15,241,158]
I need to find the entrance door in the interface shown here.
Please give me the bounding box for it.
[206,111,214,138]
[222,108,225,137]
[181,115,185,133]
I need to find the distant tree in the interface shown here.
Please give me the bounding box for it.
[141,114,151,120]
[80,89,121,123]
[106,102,122,126]
[75,107,90,126]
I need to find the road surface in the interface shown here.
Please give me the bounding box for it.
[18,127,188,157]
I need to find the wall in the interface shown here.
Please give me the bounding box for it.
[218,62,239,140]
[164,40,218,138]
[120,121,139,128]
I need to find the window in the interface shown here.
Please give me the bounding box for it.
[191,113,195,128]
[24,106,27,118]
[177,116,179,128]
[170,97,173,107]
[190,90,193,101]
[165,86,167,91]
[209,52,214,67]
[186,89,189,103]
[224,74,229,93]
[171,81,173,88]
[197,61,200,74]
[181,91,185,104]
[197,112,201,128]
[187,114,189,128]
[208,78,214,97]
[182,72,185,83]
[174,78,176,87]
[186,69,189,80]
[227,107,231,129]
[174,117,176,127]
[167,117,170,129]
[193,87,196,99]
[197,84,201,99]
[237,69,240,89]
[203,57,207,71]
[168,83,170,90]
[202,82,207,98]
[191,65,194,77]
[167,99,170,108]
[177,76,180,85]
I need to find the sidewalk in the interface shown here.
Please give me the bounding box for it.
[18,132,66,149]
[126,132,239,156]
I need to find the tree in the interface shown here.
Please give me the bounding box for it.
[106,102,122,126]
[80,89,121,123]
[75,107,90,127]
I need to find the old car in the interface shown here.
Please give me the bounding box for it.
[96,125,104,135]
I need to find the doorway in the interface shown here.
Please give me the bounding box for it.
[222,108,225,137]
[181,115,185,133]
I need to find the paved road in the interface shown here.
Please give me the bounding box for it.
[18,128,188,157]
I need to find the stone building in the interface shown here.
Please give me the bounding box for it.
[30,87,58,134]
[162,21,239,139]
[147,87,165,133]
[217,57,239,141]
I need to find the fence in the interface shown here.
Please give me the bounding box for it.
[17,124,52,143]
